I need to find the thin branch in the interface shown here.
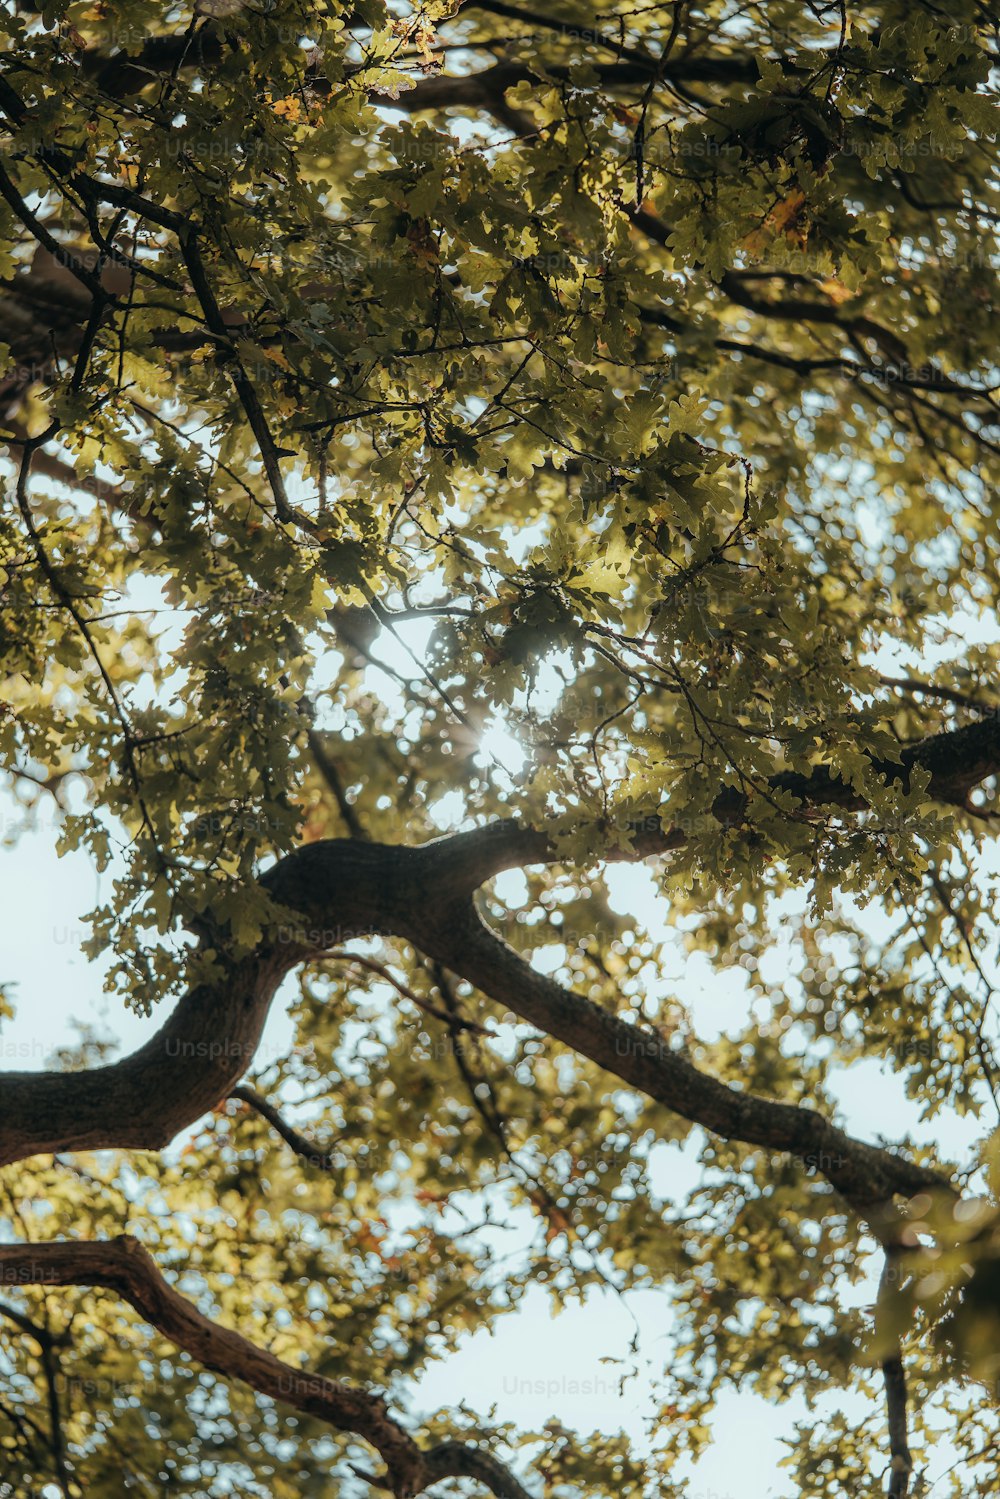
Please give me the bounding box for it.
[228,1083,336,1172]
[306,727,369,840]
[0,1300,60,1348]
[39,1328,72,1499]
[0,160,107,299]
[14,442,166,866]
[879,1256,914,1499]
[878,675,998,711]
[177,229,300,528]
[327,949,494,1036]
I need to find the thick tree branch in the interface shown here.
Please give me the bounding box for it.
[0,1237,531,1499]
[418,903,950,1215]
[75,21,758,105]
[2,708,993,1191]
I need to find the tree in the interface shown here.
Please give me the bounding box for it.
[0,0,999,1494]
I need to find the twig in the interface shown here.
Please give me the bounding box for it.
[228,1083,336,1172]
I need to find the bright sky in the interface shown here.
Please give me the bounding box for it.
[4,608,995,1497]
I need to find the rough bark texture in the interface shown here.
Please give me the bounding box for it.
[6,710,990,1208]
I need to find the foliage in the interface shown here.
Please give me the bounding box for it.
[0,1,999,1495]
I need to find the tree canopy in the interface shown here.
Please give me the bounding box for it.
[1,1,1000,1495]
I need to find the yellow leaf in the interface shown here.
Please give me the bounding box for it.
[819,277,855,306]
[264,347,294,373]
[271,96,304,124]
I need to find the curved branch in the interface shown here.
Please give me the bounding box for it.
[3,706,996,1187]
[435,710,1000,892]
[0,1238,425,1490]
[425,1438,535,1499]
[633,213,1000,403]
[229,1083,337,1173]
[0,838,423,1167]
[0,1237,532,1499]
[0,1299,60,1348]
[418,903,951,1216]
